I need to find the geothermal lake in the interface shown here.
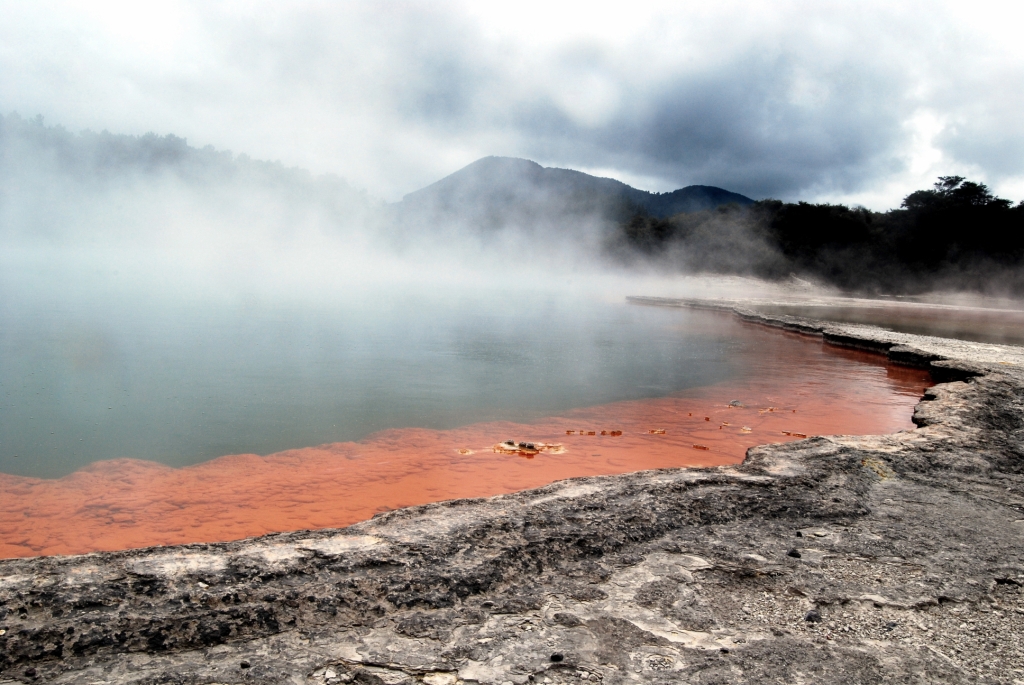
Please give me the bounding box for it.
[4,287,759,479]
[0,269,931,557]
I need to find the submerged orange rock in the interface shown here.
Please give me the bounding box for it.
[0,342,932,559]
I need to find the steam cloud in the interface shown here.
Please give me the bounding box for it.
[0,114,730,304]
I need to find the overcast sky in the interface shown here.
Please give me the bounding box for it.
[2,0,1023,208]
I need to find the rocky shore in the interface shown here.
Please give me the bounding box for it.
[2,299,1023,684]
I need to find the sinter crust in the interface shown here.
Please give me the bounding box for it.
[2,300,1023,684]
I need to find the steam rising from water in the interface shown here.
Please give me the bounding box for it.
[0,121,794,481]
[0,115,792,304]
[0,122,945,552]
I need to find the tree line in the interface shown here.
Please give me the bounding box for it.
[613,176,1024,295]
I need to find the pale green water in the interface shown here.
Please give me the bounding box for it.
[1,268,752,478]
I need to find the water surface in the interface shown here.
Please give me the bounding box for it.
[2,282,750,478]
[0,263,937,557]
[0,323,931,558]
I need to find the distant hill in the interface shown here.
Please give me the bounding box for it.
[394,157,752,232]
[0,112,367,195]
[0,113,372,242]
[639,185,755,217]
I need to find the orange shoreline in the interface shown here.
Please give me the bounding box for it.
[0,344,931,559]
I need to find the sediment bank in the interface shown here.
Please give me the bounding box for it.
[1,300,1022,684]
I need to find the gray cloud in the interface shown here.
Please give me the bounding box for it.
[1,1,1022,207]
[504,54,911,199]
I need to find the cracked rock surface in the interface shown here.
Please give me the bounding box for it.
[2,303,1024,684]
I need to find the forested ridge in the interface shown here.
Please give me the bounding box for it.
[0,112,372,201]
[615,176,1024,294]
[0,113,372,242]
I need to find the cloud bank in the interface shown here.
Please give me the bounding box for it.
[1,0,1023,208]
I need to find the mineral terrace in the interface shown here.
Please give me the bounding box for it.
[2,300,1023,684]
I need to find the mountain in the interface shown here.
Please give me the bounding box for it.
[639,185,756,216]
[394,157,752,232]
